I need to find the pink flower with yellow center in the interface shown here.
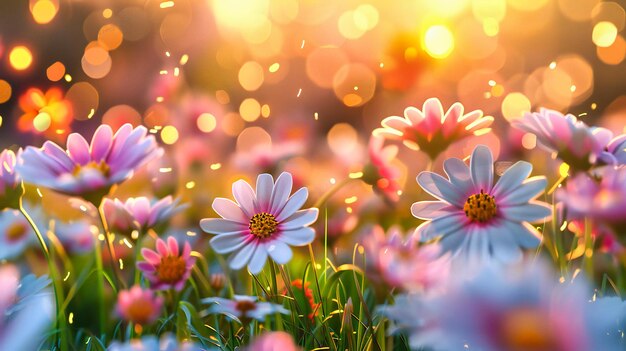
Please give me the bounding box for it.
[18,124,162,205]
[373,98,493,160]
[200,172,318,274]
[412,145,551,264]
[18,87,73,141]
[137,236,196,291]
[116,285,164,325]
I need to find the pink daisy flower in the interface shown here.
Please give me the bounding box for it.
[607,134,626,165]
[116,285,164,325]
[363,136,402,203]
[103,196,186,236]
[411,145,551,264]
[200,172,319,274]
[511,109,614,171]
[137,236,196,291]
[362,226,449,293]
[18,124,162,204]
[0,149,22,210]
[373,97,493,160]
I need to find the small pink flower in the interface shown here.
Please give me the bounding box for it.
[362,226,449,292]
[245,331,301,351]
[18,124,162,204]
[511,109,614,171]
[0,149,22,210]
[103,196,185,236]
[374,98,493,160]
[200,172,318,274]
[116,285,164,325]
[137,236,196,291]
[557,166,626,239]
[363,136,402,203]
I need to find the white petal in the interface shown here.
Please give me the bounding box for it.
[411,201,453,220]
[500,177,547,205]
[278,227,315,246]
[486,223,523,263]
[255,174,274,213]
[200,218,247,234]
[443,157,473,191]
[247,244,268,274]
[491,161,532,199]
[280,209,318,230]
[228,242,257,270]
[212,198,248,223]
[270,172,293,214]
[232,179,257,217]
[501,203,552,223]
[210,232,249,254]
[470,145,494,193]
[276,187,308,222]
[501,219,542,249]
[267,241,293,264]
[417,172,465,207]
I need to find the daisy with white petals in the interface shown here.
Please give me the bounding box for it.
[411,145,551,265]
[200,172,318,274]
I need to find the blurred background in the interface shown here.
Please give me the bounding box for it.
[1,0,626,235]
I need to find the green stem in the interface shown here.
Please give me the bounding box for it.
[19,198,68,351]
[93,228,107,338]
[584,217,594,277]
[97,204,126,290]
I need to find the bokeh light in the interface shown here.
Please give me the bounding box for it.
[592,21,618,47]
[0,80,12,104]
[422,25,454,59]
[30,0,58,24]
[9,46,33,70]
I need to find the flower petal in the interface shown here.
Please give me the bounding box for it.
[200,218,248,234]
[270,172,293,214]
[247,244,268,274]
[491,161,532,199]
[280,209,318,230]
[500,177,547,205]
[67,133,92,166]
[443,157,472,192]
[229,242,257,270]
[276,187,308,222]
[212,198,248,224]
[470,145,494,193]
[501,202,552,223]
[210,232,249,254]
[278,227,315,246]
[90,125,113,162]
[417,172,465,207]
[255,174,274,213]
[411,201,454,220]
[232,179,257,217]
[267,241,293,265]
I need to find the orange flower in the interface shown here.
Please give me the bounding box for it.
[18,87,73,140]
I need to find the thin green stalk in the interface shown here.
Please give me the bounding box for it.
[19,198,68,351]
[97,204,126,289]
[93,229,107,339]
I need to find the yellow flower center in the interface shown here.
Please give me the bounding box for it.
[6,222,28,242]
[73,160,110,177]
[249,212,278,239]
[156,255,186,284]
[463,190,497,223]
[126,300,156,325]
[501,308,556,351]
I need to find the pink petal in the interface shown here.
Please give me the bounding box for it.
[90,125,113,162]
[67,133,92,166]
[232,179,257,217]
[141,248,161,265]
[269,172,293,215]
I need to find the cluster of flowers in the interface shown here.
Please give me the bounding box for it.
[1,97,625,349]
